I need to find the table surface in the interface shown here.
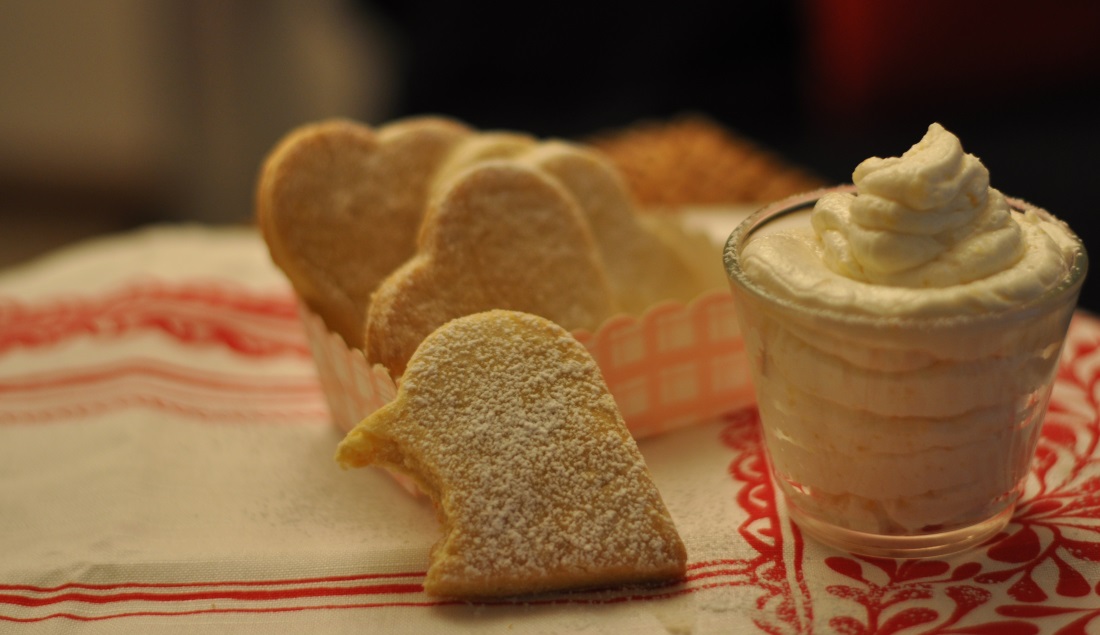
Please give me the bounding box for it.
[2,223,1099,634]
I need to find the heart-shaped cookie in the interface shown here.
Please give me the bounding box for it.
[519,140,720,314]
[365,161,616,377]
[256,116,471,347]
[432,130,537,193]
[337,310,687,597]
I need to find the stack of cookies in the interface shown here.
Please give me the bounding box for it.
[255,115,785,598]
[257,116,726,378]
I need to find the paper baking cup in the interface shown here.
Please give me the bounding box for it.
[301,289,753,440]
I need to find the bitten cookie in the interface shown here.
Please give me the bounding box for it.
[364,161,616,378]
[256,116,471,347]
[336,310,688,597]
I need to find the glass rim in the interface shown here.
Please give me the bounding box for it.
[723,185,1089,329]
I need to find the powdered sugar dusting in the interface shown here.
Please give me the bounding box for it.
[344,310,685,596]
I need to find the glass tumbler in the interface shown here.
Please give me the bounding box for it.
[723,188,1088,558]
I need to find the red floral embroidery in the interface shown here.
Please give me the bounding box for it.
[822,556,1037,634]
[722,409,814,633]
[807,315,1100,634]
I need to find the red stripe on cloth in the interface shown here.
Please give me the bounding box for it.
[0,583,426,608]
[0,562,763,623]
[0,357,327,423]
[0,393,329,424]
[0,360,318,396]
[0,282,307,357]
[0,571,428,593]
[1,600,447,624]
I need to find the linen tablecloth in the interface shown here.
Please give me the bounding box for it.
[2,224,1099,633]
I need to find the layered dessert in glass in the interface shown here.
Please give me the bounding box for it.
[723,123,1088,557]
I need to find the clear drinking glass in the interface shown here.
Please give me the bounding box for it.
[723,188,1088,558]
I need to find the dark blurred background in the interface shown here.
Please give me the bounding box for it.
[1,0,1097,309]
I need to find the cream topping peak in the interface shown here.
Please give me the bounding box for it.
[811,123,1026,288]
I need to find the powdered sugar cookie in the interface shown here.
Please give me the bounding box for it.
[432,130,537,193]
[520,140,720,314]
[337,310,687,597]
[364,161,616,378]
[256,116,471,347]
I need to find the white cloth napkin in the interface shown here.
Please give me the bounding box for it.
[2,224,1098,633]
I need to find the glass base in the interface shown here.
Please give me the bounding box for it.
[788,502,1013,559]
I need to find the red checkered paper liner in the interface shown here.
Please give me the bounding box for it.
[300,307,397,430]
[303,289,753,440]
[3,225,1100,634]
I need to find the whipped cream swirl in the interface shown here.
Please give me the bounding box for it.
[740,123,1079,317]
[812,123,1025,288]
